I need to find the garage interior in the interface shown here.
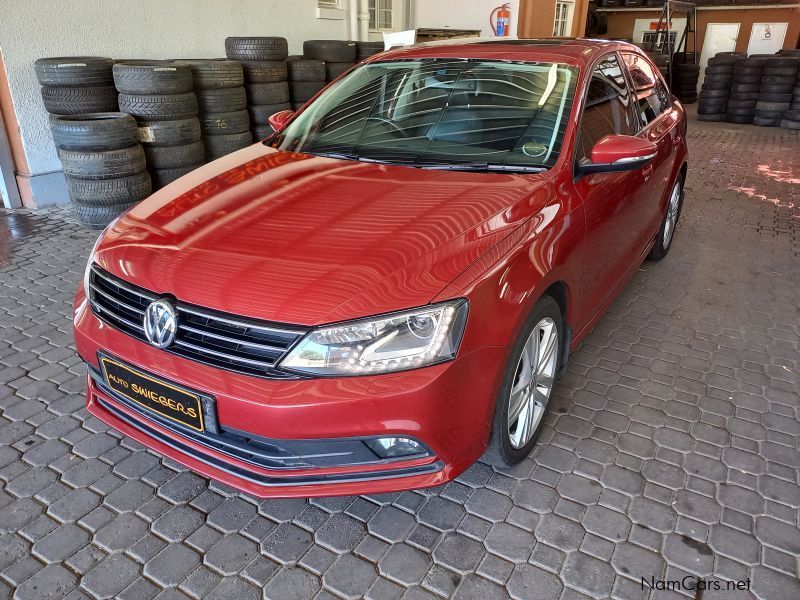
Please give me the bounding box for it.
[1,1,799,599]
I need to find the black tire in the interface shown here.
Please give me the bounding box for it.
[40,86,118,115]
[761,75,796,86]
[252,125,274,140]
[112,63,193,94]
[151,164,202,189]
[241,60,288,83]
[759,94,793,104]
[289,80,326,103]
[699,88,728,98]
[356,41,384,61]
[225,37,288,61]
[245,82,290,105]
[697,113,726,122]
[784,109,800,121]
[204,131,253,159]
[248,103,292,125]
[73,199,137,230]
[762,66,799,77]
[705,65,735,75]
[60,145,146,180]
[731,83,760,93]
[708,54,743,66]
[49,113,137,151]
[752,116,779,127]
[199,110,250,135]
[174,59,244,89]
[483,296,563,467]
[287,59,326,82]
[780,119,800,130]
[303,40,357,63]
[725,107,755,117]
[648,174,684,260]
[34,57,114,87]
[326,62,355,81]
[196,87,247,112]
[66,172,151,206]
[725,114,754,124]
[731,74,761,84]
[118,92,198,120]
[137,118,201,146]
[698,104,726,115]
[756,101,791,112]
[702,78,732,90]
[726,99,756,110]
[729,92,760,101]
[143,141,205,169]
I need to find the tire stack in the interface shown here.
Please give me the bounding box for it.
[645,51,669,81]
[287,58,326,112]
[697,53,744,122]
[356,41,384,63]
[304,40,357,85]
[177,60,252,162]
[782,75,800,130]
[225,37,289,142]
[113,62,203,189]
[754,56,799,127]
[50,113,150,229]
[726,56,766,124]
[34,57,118,115]
[671,53,700,104]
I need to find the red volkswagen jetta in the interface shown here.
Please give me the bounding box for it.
[74,38,687,498]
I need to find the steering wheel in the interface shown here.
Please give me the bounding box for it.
[365,116,409,138]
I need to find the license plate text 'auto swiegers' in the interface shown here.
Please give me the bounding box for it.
[100,356,205,432]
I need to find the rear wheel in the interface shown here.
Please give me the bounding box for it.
[648,174,683,260]
[484,296,563,466]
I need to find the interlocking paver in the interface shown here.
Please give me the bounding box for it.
[0,114,798,599]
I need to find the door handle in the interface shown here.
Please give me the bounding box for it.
[642,164,654,180]
[672,136,682,147]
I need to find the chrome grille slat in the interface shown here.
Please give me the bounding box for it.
[88,266,307,378]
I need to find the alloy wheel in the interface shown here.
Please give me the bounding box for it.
[507,317,558,449]
[663,180,682,249]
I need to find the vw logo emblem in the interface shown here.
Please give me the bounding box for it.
[143,299,178,349]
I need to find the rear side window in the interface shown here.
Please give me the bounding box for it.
[622,52,670,126]
[576,54,638,164]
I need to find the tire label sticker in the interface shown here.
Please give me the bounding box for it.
[57,63,87,68]
[153,67,177,72]
[138,127,155,143]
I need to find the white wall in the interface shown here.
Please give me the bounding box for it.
[411,0,521,37]
[0,0,350,177]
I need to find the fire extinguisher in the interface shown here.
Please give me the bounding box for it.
[490,3,512,37]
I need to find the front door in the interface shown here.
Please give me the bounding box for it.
[573,53,644,321]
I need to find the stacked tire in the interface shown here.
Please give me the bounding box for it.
[113,62,203,189]
[287,58,326,112]
[50,113,150,229]
[671,53,700,104]
[726,56,766,124]
[225,37,289,142]
[645,51,669,81]
[356,41,384,63]
[754,56,799,127]
[697,53,744,122]
[34,57,118,116]
[304,40,357,84]
[782,77,800,130]
[177,59,251,162]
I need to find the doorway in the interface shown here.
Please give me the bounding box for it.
[698,23,741,92]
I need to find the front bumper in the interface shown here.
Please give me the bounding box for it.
[74,288,506,498]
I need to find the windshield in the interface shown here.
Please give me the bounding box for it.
[271,58,578,171]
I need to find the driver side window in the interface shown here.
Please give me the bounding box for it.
[576,54,638,164]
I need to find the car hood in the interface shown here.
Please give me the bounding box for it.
[95,144,552,326]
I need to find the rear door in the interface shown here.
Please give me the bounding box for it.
[573,53,644,316]
[621,52,680,252]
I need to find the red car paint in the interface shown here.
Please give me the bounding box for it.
[73,38,687,498]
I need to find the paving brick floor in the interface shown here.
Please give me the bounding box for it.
[0,116,798,600]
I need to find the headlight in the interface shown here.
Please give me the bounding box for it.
[279,300,468,376]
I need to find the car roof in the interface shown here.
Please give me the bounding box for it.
[378,37,640,67]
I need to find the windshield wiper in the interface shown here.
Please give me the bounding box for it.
[414,162,546,173]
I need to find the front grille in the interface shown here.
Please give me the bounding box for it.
[88,265,308,378]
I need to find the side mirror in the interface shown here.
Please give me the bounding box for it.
[577,135,657,176]
[267,109,294,133]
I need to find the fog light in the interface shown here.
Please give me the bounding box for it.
[365,437,425,458]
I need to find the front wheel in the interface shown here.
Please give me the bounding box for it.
[483,296,563,466]
[648,175,684,261]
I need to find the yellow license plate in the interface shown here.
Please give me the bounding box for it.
[100,356,205,432]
